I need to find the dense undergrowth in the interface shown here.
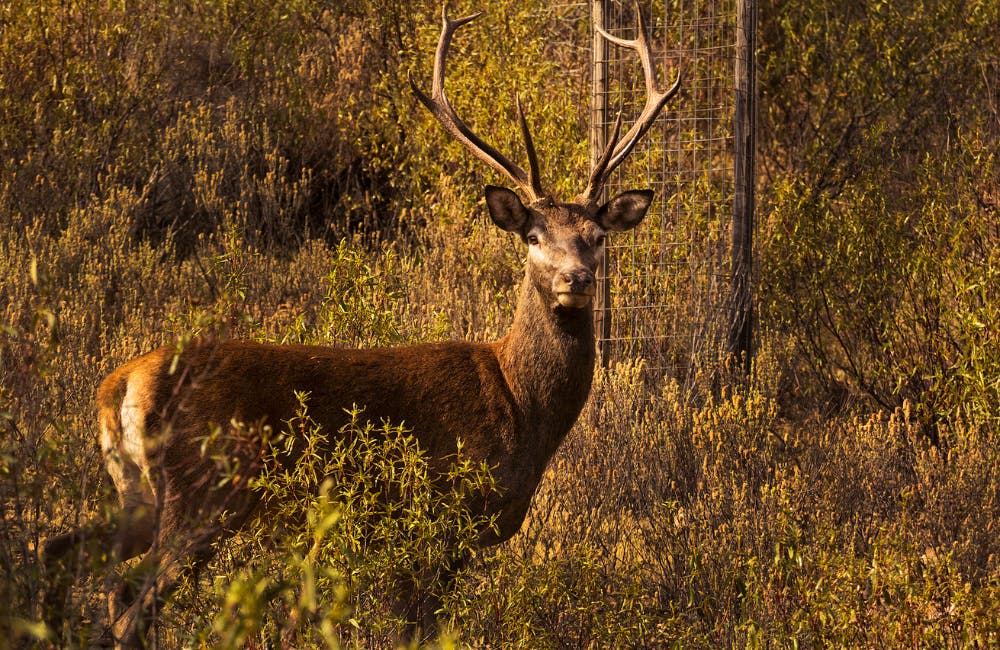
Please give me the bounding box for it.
[2,0,999,647]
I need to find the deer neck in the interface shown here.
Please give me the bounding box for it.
[496,274,596,455]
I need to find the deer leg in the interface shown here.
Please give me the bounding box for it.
[40,496,156,642]
[393,548,469,643]
[107,547,199,649]
[108,472,258,649]
[40,521,114,641]
[107,520,217,649]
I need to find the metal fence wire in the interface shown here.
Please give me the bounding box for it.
[590,0,751,386]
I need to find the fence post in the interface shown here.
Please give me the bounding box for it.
[591,0,612,367]
[728,0,757,374]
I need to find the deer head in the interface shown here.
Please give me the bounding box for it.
[409,1,681,310]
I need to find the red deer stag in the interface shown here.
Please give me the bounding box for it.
[43,1,680,645]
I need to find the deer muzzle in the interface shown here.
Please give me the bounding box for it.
[555,269,596,308]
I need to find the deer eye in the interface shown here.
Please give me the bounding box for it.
[527,234,540,246]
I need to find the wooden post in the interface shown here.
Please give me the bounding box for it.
[591,0,612,367]
[727,0,757,374]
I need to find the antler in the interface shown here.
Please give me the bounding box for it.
[409,7,545,203]
[581,0,682,204]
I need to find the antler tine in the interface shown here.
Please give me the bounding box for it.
[581,111,624,202]
[409,6,544,203]
[515,94,544,201]
[584,0,682,203]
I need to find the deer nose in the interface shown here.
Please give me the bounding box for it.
[560,270,595,293]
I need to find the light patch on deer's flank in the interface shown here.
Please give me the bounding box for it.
[121,376,151,462]
[97,366,159,512]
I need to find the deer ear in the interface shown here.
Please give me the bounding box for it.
[595,190,654,232]
[485,186,530,234]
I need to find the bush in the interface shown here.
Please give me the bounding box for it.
[759,0,1000,437]
[173,401,498,648]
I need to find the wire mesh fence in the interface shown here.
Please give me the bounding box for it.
[591,0,749,386]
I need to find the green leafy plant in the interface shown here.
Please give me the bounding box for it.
[175,398,498,648]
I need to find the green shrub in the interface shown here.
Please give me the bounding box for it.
[170,400,498,648]
[759,0,1000,434]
